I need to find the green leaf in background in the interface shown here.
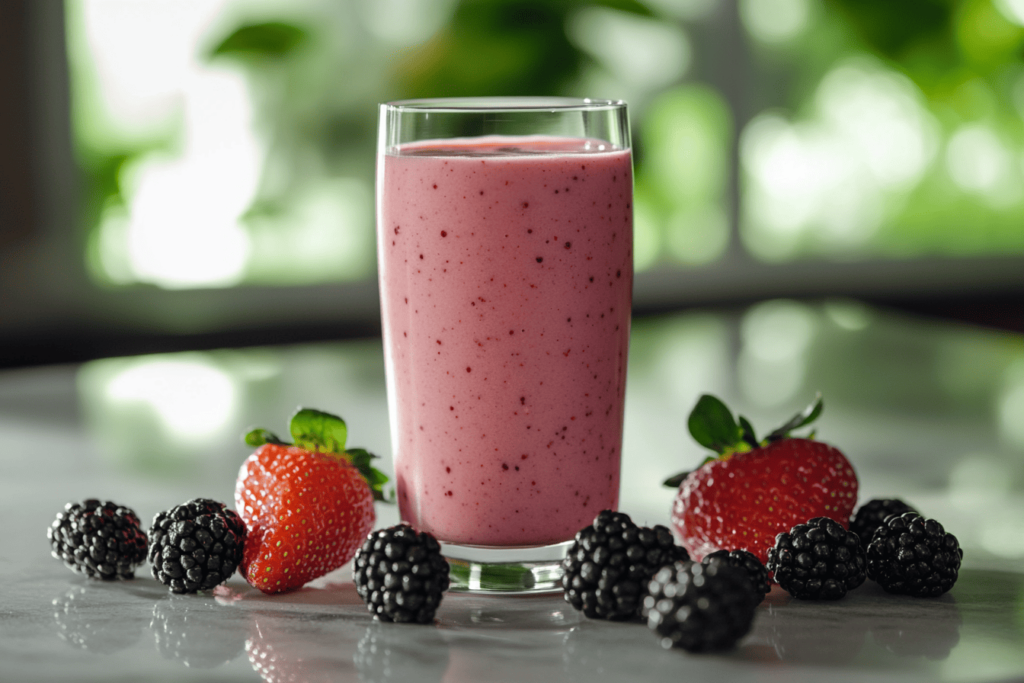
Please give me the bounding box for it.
[687,394,741,453]
[394,0,652,100]
[290,407,347,454]
[208,22,307,60]
[826,0,952,61]
[243,428,286,447]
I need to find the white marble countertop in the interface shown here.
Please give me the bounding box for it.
[2,304,1023,682]
[15,565,1023,682]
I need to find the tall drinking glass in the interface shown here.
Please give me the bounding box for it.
[376,98,632,593]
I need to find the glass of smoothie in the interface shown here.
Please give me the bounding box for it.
[376,98,632,593]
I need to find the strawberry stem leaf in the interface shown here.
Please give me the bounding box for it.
[664,456,717,488]
[688,395,744,453]
[290,407,347,454]
[244,428,286,447]
[243,408,395,505]
[738,415,758,447]
[764,393,823,442]
[344,448,392,502]
[663,471,690,488]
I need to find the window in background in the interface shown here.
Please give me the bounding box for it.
[67,0,421,290]
[65,0,737,289]
[68,0,1024,296]
[739,0,1024,262]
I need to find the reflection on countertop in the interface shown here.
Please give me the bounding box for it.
[30,570,1022,683]
[1,302,1022,682]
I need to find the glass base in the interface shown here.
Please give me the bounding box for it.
[442,540,573,594]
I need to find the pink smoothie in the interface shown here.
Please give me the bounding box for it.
[377,136,632,546]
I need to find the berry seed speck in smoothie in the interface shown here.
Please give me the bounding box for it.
[377,135,633,547]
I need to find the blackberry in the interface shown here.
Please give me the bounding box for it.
[850,498,919,546]
[643,561,757,652]
[562,510,690,620]
[353,524,450,623]
[47,499,148,580]
[148,499,246,594]
[767,517,866,600]
[702,548,771,603]
[866,512,962,597]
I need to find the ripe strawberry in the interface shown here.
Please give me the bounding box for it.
[666,394,857,566]
[235,408,389,594]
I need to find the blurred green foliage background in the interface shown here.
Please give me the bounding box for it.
[66,0,1024,290]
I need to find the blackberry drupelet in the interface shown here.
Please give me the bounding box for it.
[767,517,866,600]
[562,510,690,620]
[353,524,450,624]
[866,512,962,597]
[850,498,919,546]
[148,498,246,594]
[643,560,758,652]
[702,548,771,603]
[47,499,148,580]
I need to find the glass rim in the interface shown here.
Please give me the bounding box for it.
[382,97,627,113]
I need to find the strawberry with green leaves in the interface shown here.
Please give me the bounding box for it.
[235,408,389,594]
[667,394,858,566]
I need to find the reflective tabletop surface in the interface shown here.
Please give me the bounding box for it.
[2,302,1023,682]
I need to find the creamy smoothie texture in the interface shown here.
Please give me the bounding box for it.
[378,136,633,546]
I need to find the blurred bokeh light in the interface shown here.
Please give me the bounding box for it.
[64,0,1024,291]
